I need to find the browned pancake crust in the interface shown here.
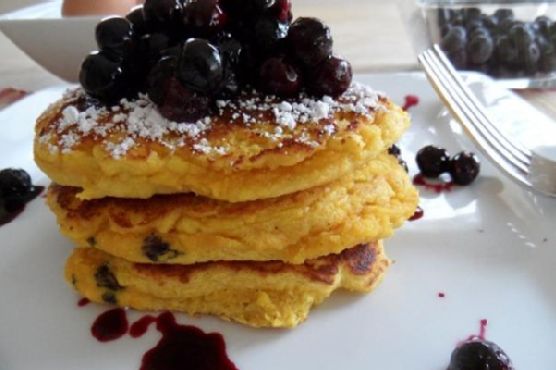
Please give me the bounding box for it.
[66,242,390,327]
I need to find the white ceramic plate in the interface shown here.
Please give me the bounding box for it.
[1,73,556,370]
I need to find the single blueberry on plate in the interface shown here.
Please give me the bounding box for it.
[449,339,513,370]
[416,145,451,178]
[449,151,480,186]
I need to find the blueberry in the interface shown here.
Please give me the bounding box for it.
[466,17,485,33]
[268,0,292,23]
[437,9,454,28]
[482,15,498,31]
[254,17,289,54]
[217,68,240,99]
[536,34,553,52]
[236,44,261,85]
[308,55,352,98]
[550,22,556,38]
[451,11,464,27]
[95,17,134,58]
[142,235,179,262]
[182,0,226,37]
[218,0,240,18]
[539,53,556,73]
[95,265,123,291]
[126,5,150,36]
[215,34,242,97]
[79,51,127,103]
[388,145,402,158]
[178,38,223,94]
[449,151,480,185]
[463,7,481,23]
[215,33,243,67]
[509,23,535,47]
[468,26,489,41]
[534,16,551,36]
[221,0,274,20]
[138,32,172,65]
[258,57,301,97]
[158,77,211,122]
[441,24,453,38]
[489,64,518,78]
[0,169,32,199]
[287,17,333,67]
[449,339,513,370]
[0,168,37,216]
[245,0,278,17]
[495,35,519,64]
[144,0,182,25]
[416,145,451,178]
[494,8,514,21]
[497,17,515,33]
[446,49,468,69]
[470,63,489,74]
[467,34,494,64]
[519,40,541,73]
[539,41,556,73]
[101,291,118,305]
[147,56,178,105]
[440,26,467,53]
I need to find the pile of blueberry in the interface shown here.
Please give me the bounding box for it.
[449,338,513,370]
[0,169,43,225]
[439,8,556,77]
[416,145,480,186]
[79,0,352,122]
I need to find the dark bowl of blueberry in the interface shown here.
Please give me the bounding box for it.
[418,0,556,85]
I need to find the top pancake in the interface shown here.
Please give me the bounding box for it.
[34,83,409,201]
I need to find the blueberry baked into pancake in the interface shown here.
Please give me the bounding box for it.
[35,0,418,328]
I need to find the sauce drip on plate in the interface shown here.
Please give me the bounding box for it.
[90,308,238,370]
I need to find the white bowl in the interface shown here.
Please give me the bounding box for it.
[0,2,101,82]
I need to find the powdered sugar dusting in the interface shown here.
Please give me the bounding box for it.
[41,83,383,159]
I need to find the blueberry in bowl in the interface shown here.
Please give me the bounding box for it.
[431,5,556,78]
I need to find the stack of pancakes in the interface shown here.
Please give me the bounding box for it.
[35,84,418,328]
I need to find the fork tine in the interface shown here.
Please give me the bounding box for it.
[422,50,530,174]
[420,49,530,174]
[420,50,531,179]
[432,45,532,163]
[418,51,533,189]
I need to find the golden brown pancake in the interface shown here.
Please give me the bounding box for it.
[47,153,418,264]
[66,242,390,328]
[35,84,409,201]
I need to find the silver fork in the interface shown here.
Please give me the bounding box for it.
[418,45,556,198]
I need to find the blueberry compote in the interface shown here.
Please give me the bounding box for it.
[90,308,238,370]
[402,95,419,111]
[91,308,129,342]
[80,0,352,121]
[139,311,238,370]
[0,168,43,226]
